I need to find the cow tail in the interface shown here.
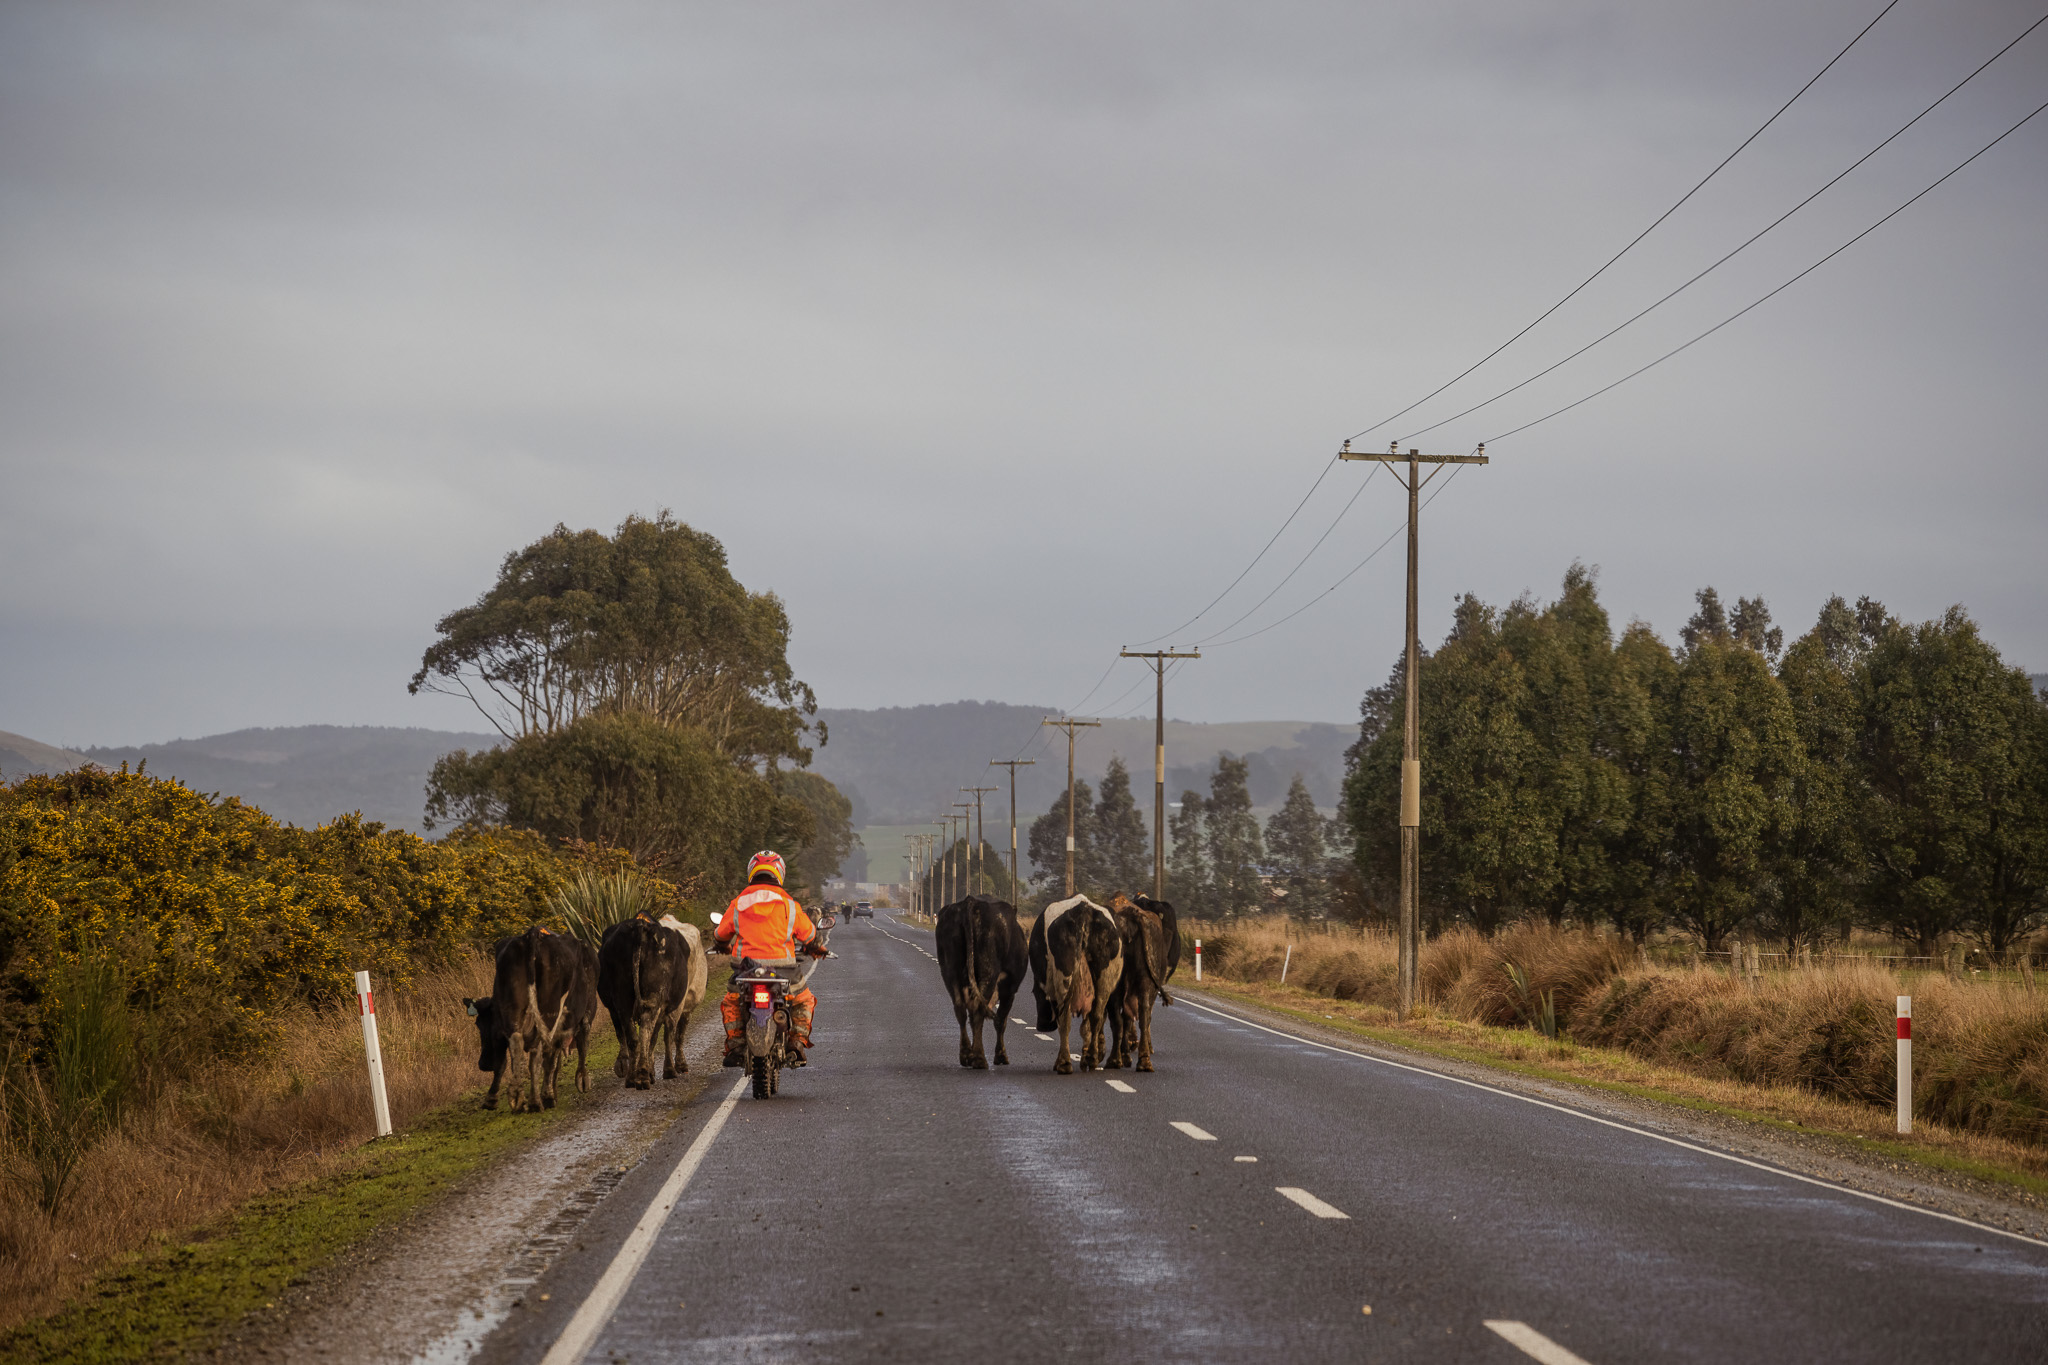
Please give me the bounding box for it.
[1146,920,1172,1007]
[964,900,984,1013]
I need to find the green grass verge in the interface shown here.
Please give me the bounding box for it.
[0,1024,649,1365]
[1192,983,2048,1202]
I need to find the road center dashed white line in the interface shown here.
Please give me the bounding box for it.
[1233,1155,1258,1163]
[1013,1018,1032,1027]
[1170,1121,1216,1141]
[1034,1033,1054,1042]
[1484,1320,1595,1365]
[1105,1079,1136,1093]
[1275,1187,1349,1219]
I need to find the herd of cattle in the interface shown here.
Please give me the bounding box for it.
[456,891,1181,1112]
[935,892,1180,1075]
[461,913,708,1113]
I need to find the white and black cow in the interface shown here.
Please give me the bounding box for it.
[597,913,707,1089]
[463,926,599,1112]
[1106,894,1177,1072]
[1028,894,1124,1074]
[935,894,1028,1069]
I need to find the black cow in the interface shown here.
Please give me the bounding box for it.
[463,927,599,1112]
[935,894,1028,1069]
[597,914,704,1089]
[1028,894,1124,1074]
[1106,894,1177,1072]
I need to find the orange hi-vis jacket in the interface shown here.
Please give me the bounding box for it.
[716,883,816,963]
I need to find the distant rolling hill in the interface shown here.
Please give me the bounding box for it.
[81,725,499,832]
[0,730,97,780]
[812,702,1355,826]
[4,701,1360,847]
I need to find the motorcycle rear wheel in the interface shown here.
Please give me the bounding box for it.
[751,1055,769,1100]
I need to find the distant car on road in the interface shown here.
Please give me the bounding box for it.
[851,901,874,920]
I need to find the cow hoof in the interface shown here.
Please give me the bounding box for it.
[1136,1060,1154,1073]
[959,1054,975,1068]
[482,1098,499,1111]
[972,1057,989,1071]
[994,1052,1009,1066]
[1054,1060,1073,1076]
[613,1057,628,1079]
[541,1094,557,1110]
[1103,1057,1122,1070]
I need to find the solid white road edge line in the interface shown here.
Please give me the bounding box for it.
[1105,1079,1136,1093]
[537,1075,748,1365]
[1170,1121,1216,1140]
[1275,1186,1349,1219]
[1181,997,2048,1250]
[1484,1320,1595,1365]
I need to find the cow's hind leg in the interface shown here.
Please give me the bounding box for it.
[1103,993,1127,1069]
[968,1007,989,1070]
[1135,993,1156,1072]
[953,996,976,1068]
[541,1039,567,1109]
[1080,999,1109,1071]
[574,1020,592,1094]
[1053,1003,1074,1075]
[992,982,1015,1065]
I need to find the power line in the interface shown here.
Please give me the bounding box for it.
[1125,451,1344,647]
[1485,93,2048,447]
[1201,464,1471,650]
[1124,1,1898,665]
[1396,8,2048,445]
[1344,0,1900,445]
[1191,463,1380,646]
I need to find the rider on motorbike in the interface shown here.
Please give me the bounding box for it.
[716,851,824,1067]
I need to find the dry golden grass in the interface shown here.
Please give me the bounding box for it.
[1192,919,2048,1153]
[0,956,492,1331]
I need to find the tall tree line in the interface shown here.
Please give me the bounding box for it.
[1023,753,1347,919]
[1343,566,2048,955]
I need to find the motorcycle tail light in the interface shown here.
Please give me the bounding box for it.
[751,986,771,1007]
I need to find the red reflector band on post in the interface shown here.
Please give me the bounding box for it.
[360,992,374,1016]
[1897,1017,1911,1040]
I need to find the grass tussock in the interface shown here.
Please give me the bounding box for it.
[1192,919,2048,1150]
[0,956,491,1333]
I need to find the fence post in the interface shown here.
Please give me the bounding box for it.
[356,970,393,1138]
[1281,944,1292,985]
[1194,939,1202,982]
[1896,995,1912,1135]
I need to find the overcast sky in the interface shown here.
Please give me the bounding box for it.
[3,0,2043,751]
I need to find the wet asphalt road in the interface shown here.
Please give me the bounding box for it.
[479,916,2048,1364]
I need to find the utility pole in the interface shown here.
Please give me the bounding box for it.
[930,820,948,911]
[1040,717,1102,897]
[961,786,998,896]
[1337,439,1489,1016]
[903,834,921,916]
[1120,648,1201,901]
[989,758,1035,895]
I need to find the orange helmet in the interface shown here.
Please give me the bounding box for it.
[746,850,787,886]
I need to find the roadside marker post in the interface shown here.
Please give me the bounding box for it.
[356,970,393,1138]
[1897,995,1912,1135]
[1195,939,1202,982]
[1281,944,1292,984]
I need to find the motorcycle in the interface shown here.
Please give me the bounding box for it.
[710,912,829,1100]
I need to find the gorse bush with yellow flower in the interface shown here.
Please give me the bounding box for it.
[0,765,573,1073]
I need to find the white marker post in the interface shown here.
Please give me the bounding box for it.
[1281,944,1293,984]
[1896,995,1912,1135]
[356,969,393,1138]
[1194,938,1202,982]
